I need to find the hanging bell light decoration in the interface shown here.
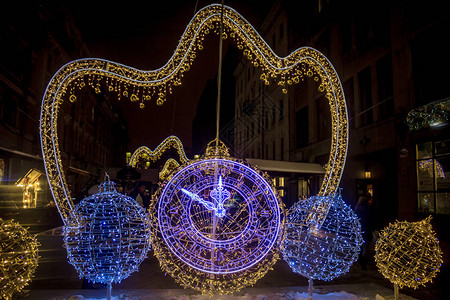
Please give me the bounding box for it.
[282,194,363,282]
[63,175,150,293]
[0,218,39,300]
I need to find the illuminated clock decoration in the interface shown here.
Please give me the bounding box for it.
[375,216,443,290]
[0,218,39,300]
[149,140,284,294]
[40,4,348,225]
[282,194,363,282]
[63,176,150,293]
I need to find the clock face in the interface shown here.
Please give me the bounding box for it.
[150,157,284,292]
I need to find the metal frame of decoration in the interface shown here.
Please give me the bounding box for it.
[39,4,348,225]
[149,141,284,294]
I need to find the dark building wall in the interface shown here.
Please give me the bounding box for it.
[234,0,450,224]
[0,2,128,209]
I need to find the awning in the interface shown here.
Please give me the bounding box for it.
[0,146,42,160]
[67,166,97,177]
[15,168,44,186]
[245,158,325,174]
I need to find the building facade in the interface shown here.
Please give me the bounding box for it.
[0,3,128,212]
[233,0,450,233]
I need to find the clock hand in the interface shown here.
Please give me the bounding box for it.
[210,176,231,218]
[181,188,217,211]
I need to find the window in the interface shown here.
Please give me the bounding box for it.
[316,96,331,141]
[411,20,450,105]
[272,107,276,125]
[1,89,17,127]
[279,98,284,121]
[343,78,355,128]
[0,158,5,183]
[273,177,286,197]
[416,140,450,214]
[298,178,310,199]
[358,67,373,126]
[376,55,394,119]
[296,106,309,148]
[273,140,276,160]
[341,19,353,54]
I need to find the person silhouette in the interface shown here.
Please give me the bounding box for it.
[355,194,374,270]
[129,182,150,209]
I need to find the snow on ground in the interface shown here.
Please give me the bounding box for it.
[19,284,417,300]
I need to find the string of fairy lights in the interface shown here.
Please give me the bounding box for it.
[375,216,442,292]
[64,176,150,291]
[128,135,189,167]
[149,140,284,294]
[282,194,363,282]
[35,1,443,298]
[0,219,39,299]
[405,97,450,131]
[40,3,348,225]
[159,158,181,181]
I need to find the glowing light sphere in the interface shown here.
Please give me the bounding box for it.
[149,141,284,295]
[64,178,150,285]
[282,194,363,281]
[0,218,39,299]
[375,216,443,289]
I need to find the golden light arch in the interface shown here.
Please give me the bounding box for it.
[40,4,348,224]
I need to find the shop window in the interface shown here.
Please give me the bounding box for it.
[297,178,310,199]
[0,158,5,183]
[416,140,450,214]
[273,177,286,197]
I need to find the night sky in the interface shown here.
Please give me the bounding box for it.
[64,0,274,154]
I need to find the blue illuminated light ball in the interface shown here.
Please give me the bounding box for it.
[64,179,150,284]
[282,194,363,281]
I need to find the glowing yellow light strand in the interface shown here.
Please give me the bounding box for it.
[128,136,189,168]
[40,4,347,224]
[0,219,40,300]
[375,216,443,290]
[158,158,181,181]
